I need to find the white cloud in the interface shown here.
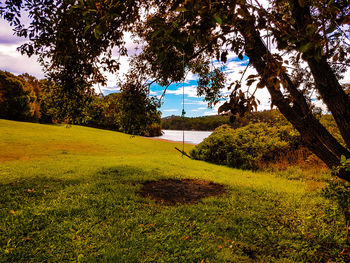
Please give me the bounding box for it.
[167,85,199,98]
[0,44,44,78]
[0,20,26,45]
[184,71,198,83]
[149,90,160,96]
[184,101,206,106]
[0,20,45,78]
[203,110,217,116]
[163,109,179,112]
[183,99,207,105]
[184,102,199,105]
[100,86,119,91]
[123,32,143,56]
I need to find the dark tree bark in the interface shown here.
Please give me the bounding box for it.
[237,14,350,181]
[290,0,350,149]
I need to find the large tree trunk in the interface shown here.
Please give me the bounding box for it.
[307,58,350,149]
[290,0,350,149]
[237,15,350,181]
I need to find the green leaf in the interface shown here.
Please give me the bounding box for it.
[299,42,314,53]
[175,7,187,12]
[213,13,223,25]
[314,47,323,61]
[305,24,317,37]
[341,155,346,163]
[94,24,103,39]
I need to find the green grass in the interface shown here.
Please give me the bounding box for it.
[0,119,347,262]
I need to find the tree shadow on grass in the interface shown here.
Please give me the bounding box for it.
[0,177,82,207]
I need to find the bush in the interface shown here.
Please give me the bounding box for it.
[190,123,302,170]
[323,178,350,243]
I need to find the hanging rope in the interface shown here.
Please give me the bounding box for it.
[174,8,191,159]
[182,52,186,154]
[175,51,190,158]
[174,42,192,158]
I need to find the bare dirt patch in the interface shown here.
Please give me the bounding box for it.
[140,179,226,205]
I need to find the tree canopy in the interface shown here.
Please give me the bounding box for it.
[0,70,30,120]
[1,0,350,179]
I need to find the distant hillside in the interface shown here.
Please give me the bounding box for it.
[161,110,288,131]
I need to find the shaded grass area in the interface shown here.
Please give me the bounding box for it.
[0,119,348,262]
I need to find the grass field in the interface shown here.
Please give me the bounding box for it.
[0,119,348,262]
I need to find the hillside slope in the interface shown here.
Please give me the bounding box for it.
[0,119,347,262]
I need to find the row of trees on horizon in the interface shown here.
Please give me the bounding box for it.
[161,110,293,131]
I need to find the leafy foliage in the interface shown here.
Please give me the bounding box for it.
[18,74,42,121]
[0,71,30,121]
[130,0,350,178]
[0,0,141,122]
[83,93,121,130]
[117,78,162,136]
[323,179,350,243]
[191,123,302,170]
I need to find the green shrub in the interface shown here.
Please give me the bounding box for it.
[144,123,162,137]
[190,123,302,170]
[323,178,350,243]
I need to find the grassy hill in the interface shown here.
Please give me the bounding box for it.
[0,119,347,262]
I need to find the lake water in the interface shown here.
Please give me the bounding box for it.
[154,130,212,145]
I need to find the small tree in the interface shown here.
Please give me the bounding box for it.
[118,76,162,136]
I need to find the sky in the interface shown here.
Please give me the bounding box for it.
[0,17,349,118]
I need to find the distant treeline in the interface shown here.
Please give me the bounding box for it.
[0,70,161,136]
[161,110,288,131]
